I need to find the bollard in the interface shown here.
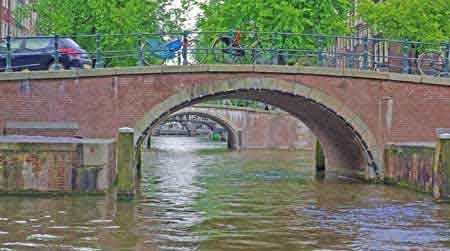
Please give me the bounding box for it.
[116,127,135,200]
[433,132,450,200]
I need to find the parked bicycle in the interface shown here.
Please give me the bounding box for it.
[141,33,209,65]
[417,49,447,77]
[212,30,273,64]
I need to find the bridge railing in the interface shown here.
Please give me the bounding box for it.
[0,31,448,78]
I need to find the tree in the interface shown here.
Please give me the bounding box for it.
[15,0,180,66]
[358,0,450,42]
[196,0,351,34]
[194,0,352,64]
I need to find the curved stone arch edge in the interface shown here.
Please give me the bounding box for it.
[134,77,382,176]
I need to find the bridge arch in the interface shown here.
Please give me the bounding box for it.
[135,77,380,178]
[152,109,241,149]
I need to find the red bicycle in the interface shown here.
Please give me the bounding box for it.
[212,30,268,64]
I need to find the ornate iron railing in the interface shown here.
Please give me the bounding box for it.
[0,31,448,77]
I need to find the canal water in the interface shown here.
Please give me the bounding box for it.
[0,136,449,251]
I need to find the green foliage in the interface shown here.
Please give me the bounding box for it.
[193,0,352,64]
[14,0,181,66]
[358,0,450,42]
[196,0,351,34]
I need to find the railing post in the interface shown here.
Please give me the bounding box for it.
[362,36,369,70]
[272,32,279,65]
[137,32,144,66]
[317,35,324,66]
[443,42,449,77]
[53,34,60,70]
[95,33,104,68]
[5,35,12,72]
[182,30,188,65]
[401,38,410,74]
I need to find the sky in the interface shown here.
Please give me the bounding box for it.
[168,0,204,30]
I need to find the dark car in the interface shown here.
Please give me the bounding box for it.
[0,37,92,71]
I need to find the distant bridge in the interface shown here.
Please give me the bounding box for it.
[149,104,312,150]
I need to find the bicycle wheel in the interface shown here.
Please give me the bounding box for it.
[141,42,165,65]
[212,36,238,64]
[417,51,443,76]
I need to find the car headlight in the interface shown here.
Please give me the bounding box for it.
[83,64,92,69]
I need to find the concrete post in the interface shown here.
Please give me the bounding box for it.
[433,132,450,200]
[116,127,135,200]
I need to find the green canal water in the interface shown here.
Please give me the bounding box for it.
[0,136,449,251]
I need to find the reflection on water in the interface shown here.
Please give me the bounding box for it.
[0,136,449,251]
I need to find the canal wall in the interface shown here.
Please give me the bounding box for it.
[384,140,449,200]
[0,136,115,194]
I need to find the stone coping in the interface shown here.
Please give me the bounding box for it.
[386,142,436,148]
[0,65,448,87]
[439,133,450,139]
[0,135,115,144]
[5,121,79,130]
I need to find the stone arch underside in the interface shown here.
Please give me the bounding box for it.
[153,110,241,149]
[134,77,380,178]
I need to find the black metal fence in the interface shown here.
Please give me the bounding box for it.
[0,31,448,77]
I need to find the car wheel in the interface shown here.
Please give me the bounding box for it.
[48,62,64,71]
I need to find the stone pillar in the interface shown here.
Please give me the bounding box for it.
[116,127,135,200]
[433,132,450,200]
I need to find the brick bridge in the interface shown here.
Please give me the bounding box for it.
[0,65,449,181]
[152,104,314,150]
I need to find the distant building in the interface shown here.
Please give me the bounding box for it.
[333,0,409,73]
[0,0,36,38]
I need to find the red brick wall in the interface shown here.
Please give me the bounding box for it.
[0,71,449,171]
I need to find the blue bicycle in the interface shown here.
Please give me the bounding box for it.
[142,35,209,65]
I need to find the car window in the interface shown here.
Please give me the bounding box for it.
[24,38,51,50]
[60,39,81,49]
[0,39,24,50]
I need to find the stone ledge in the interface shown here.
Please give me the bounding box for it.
[5,121,79,130]
[0,64,447,87]
[385,142,436,148]
[0,135,115,144]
